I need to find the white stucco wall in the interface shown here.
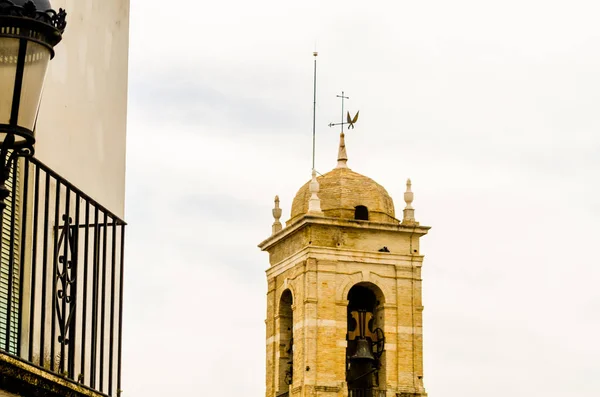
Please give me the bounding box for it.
[34,0,130,218]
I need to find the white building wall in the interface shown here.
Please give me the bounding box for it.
[34,0,130,218]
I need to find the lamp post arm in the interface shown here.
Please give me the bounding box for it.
[0,133,32,212]
[0,135,16,211]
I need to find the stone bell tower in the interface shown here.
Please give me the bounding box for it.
[259,133,430,397]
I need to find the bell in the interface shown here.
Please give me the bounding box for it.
[349,338,375,362]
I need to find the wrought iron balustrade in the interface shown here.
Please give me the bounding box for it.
[348,388,387,397]
[0,156,126,397]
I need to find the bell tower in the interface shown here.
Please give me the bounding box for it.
[259,134,430,397]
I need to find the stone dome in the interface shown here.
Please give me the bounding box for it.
[289,167,397,225]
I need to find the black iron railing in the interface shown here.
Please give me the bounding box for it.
[0,156,126,396]
[348,388,387,397]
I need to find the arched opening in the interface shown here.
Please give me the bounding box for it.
[277,290,294,395]
[346,283,386,396]
[354,205,369,221]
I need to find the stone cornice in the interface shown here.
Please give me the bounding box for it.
[265,245,424,279]
[258,215,430,251]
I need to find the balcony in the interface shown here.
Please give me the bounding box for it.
[0,156,126,397]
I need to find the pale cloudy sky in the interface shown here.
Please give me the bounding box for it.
[123,1,600,396]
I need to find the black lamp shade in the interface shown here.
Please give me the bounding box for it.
[0,0,66,149]
[11,0,51,8]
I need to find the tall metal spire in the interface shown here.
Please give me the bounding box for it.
[311,51,318,171]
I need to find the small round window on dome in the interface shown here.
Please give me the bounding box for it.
[354,205,369,221]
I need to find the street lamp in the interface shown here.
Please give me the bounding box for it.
[0,0,66,208]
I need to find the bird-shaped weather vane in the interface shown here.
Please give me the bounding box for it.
[328,91,359,132]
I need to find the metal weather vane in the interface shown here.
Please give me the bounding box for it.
[328,91,359,131]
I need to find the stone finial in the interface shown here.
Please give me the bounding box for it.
[404,179,414,209]
[272,195,283,235]
[336,132,348,169]
[307,169,324,215]
[402,178,418,225]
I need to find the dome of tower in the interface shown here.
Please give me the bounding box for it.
[289,167,397,224]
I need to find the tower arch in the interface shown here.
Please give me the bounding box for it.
[346,283,387,394]
[337,273,395,307]
[276,289,294,395]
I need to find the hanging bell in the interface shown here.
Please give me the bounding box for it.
[349,338,376,362]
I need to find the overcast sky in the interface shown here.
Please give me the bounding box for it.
[123,1,600,396]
